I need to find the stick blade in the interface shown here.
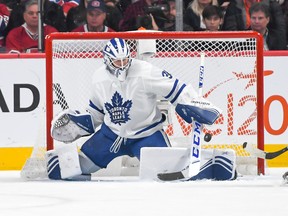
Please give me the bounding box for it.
[265,147,288,159]
[157,160,201,181]
[157,171,185,181]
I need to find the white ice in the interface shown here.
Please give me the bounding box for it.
[0,168,287,216]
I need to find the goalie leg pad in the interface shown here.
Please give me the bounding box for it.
[139,147,190,180]
[46,150,62,180]
[175,97,221,125]
[57,144,82,179]
[189,149,237,181]
[46,144,82,180]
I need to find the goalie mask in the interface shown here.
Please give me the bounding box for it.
[103,38,132,81]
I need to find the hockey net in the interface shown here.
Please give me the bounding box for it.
[22,31,264,179]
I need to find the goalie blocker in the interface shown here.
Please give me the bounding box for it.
[176,96,221,125]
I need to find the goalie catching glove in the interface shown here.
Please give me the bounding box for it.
[175,96,222,125]
[51,109,95,143]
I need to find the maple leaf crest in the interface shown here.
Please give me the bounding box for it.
[104,91,132,125]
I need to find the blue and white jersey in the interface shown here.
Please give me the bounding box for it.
[87,59,197,139]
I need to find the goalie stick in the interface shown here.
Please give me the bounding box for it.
[243,142,288,159]
[158,53,206,181]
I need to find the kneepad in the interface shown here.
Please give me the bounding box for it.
[78,151,101,175]
[45,144,82,180]
[189,149,237,181]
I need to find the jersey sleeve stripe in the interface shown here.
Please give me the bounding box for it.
[164,79,179,99]
[170,83,186,104]
[89,100,104,114]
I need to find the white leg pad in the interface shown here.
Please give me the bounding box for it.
[213,148,237,179]
[139,147,190,181]
[56,144,82,179]
[139,147,236,181]
[189,148,237,181]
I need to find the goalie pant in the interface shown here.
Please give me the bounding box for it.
[189,149,237,181]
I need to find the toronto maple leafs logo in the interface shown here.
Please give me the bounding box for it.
[104,91,132,125]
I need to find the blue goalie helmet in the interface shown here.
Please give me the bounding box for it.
[103,38,132,81]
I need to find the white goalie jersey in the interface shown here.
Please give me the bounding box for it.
[87,58,198,139]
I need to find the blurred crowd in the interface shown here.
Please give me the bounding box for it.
[0,0,287,53]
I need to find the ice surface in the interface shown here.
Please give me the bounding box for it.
[0,168,287,216]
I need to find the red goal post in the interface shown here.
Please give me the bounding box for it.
[45,31,264,175]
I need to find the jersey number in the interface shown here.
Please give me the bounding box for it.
[162,70,173,79]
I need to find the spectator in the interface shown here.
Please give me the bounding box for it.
[4,0,66,42]
[184,0,218,31]
[235,0,286,36]
[66,0,88,31]
[154,0,193,31]
[119,0,168,31]
[202,5,223,31]
[44,0,68,32]
[157,0,177,31]
[184,0,192,8]
[184,0,244,31]
[5,0,58,53]
[0,0,18,10]
[3,1,25,42]
[49,0,80,16]
[193,4,234,51]
[0,2,10,50]
[249,2,286,50]
[117,0,132,13]
[104,0,123,31]
[72,0,115,32]
[279,0,288,48]
[218,0,245,30]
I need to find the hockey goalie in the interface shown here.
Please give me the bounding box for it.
[44,38,236,181]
